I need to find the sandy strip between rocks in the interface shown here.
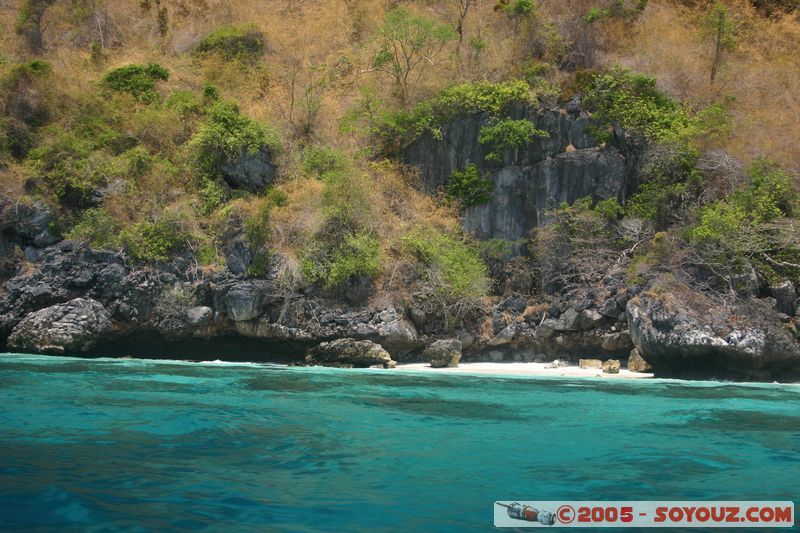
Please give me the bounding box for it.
[394,362,654,379]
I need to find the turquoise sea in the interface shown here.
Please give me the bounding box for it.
[0,353,798,532]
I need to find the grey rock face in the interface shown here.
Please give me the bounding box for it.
[423,338,463,368]
[306,338,394,368]
[488,325,516,346]
[218,281,271,322]
[769,281,796,316]
[626,295,800,380]
[375,313,419,354]
[404,102,635,243]
[221,146,276,192]
[185,306,213,327]
[9,298,110,354]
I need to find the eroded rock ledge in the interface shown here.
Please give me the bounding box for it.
[0,241,798,381]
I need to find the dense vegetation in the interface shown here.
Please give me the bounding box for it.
[1,0,798,329]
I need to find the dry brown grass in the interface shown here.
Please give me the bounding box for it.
[1,0,798,280]
[606,1,800,174]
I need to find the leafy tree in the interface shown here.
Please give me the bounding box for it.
[478,118,548,162]
[367,7,457,105]
[701,2,737,84]
[689,160,799,291]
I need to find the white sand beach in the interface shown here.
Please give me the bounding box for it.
[394,362,654,379]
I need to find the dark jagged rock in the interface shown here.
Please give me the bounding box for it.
[221,146,276,192]
[8,298,110,354]
[627,295,800,381]
[769,281,797,316]
[306,338,394,368]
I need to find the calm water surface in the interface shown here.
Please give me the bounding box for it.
[1,353,798,532]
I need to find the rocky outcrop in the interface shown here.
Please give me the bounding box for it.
[306,338,395,368]
[221,146,276,192]
[627,295,800,380]
[422,338,462,368]
[579,359,603,369]
[403,99,638,243]
[8,298,110,354]
[627,348,652,373]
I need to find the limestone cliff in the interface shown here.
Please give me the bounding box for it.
[403,98,639,242]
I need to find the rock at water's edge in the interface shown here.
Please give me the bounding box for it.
[579,358,603,370]
[422,338,463,368]
[602,359,620,374]
[306,338,395,368]
[8,298,111,354]
[627,348,652,372]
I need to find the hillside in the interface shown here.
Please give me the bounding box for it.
[1,0,799,379]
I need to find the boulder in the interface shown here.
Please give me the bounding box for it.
[602,359,620,374]
[579,358,603,369]
[488,325,516,346]
[553,308,581,331]
[221,146,276,192]
[422,338,462,368]
[579,308,604,330]
[306,338,395,368]
[376,313,419,354]
[185,306,213,327]
[219,281,268,322]
[8,298,111,354]
[627,348,652,373]
[626,295,800,381]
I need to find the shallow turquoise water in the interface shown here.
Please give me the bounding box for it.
[0,353,798,532]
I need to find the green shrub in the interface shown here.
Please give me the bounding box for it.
[120,217,185,261]
[402,228,489,300]
[101,63,169,103]
[65,207,120,247]
[594,196,624,221]
[320,232,382,288]
[446,164,494,207]
[343,80,541,153]
[195,25,265,62]
[734,159,798,222]
[244,198,272,276]
[478,118,548,162]
[25,95,133,208]
[302,145,349,179]
[688,160,799,287]
[189,100,277,178]
[166,89,202,116]
[582,67,726,146]
[198,178,229,215]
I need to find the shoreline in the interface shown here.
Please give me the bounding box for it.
[394,362,654,379]
[6,353,800,385]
